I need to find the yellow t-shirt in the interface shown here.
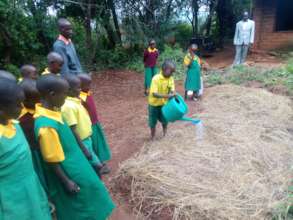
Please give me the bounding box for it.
[41,68,60,76]
[61,97,92,140]
[19,106,35,119]
[183,53,201,66]
[34,104,65,163]
[42,68,50,75]
[0,120,17,139]
[148,72,175,107]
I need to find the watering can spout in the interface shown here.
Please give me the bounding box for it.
[180,117,201,124]
[162,94,201,124]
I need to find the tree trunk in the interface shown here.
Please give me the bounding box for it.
[84,0,93,53]
[216,0,226,47]
[145,0,156,30]
[205,0,219,37]
[107,0,121,43]
[192,0,199,37]
[0,23,12,64]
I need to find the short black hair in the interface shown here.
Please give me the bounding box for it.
[149,39,156,45]
[0,70,17,82]
[78,73,91,83]
[0,79,23,107]
[19,78,38,98]
[162,59,176,70]
[20,65,36,77]
[58,18,71,28]
[63,74,80,88]
[37,74,68,97]
[47,52,64,64]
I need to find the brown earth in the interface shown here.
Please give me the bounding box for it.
[92,70,201,220]
[91,49,285,220]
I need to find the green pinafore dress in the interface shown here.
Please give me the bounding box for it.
[92,123,112,162]
[0,123,51,220]
[185,56,201,92]
[35,116,115,220]
[145,67,158,89]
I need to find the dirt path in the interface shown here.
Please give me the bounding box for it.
[205,46,283,69]
[92,70,199,220]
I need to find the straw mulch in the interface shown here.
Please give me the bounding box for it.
[114,85,293,220]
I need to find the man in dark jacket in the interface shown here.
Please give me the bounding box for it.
[53,18,83,75]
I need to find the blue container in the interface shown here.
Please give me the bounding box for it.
[162,94,189,122]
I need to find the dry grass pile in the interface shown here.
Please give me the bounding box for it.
[114,85,293,220]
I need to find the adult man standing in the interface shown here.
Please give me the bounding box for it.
[53,18,83,75]
[233,11,255,65]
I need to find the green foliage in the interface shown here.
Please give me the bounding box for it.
[174,23,193,49]
[286,58,293,74]
[125,44,187,80]
[205,57,293,96]
[158,44,186,80]
[4,64,20,77]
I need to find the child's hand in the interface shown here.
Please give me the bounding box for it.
[65,180,80,194]
[83,148,93,160]
[168,93,176,99]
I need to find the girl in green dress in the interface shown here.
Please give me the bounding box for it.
[0,78,51,220]
[35,74,115,220]
[78,74,112,168]
[183,44,202,101]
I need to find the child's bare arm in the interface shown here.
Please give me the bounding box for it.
[70,125,92,160]
[153,92,176,99]
[48,163,80,194]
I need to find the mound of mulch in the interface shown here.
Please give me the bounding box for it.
[114,85,293,220]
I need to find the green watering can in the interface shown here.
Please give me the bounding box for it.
[162,94,201,124]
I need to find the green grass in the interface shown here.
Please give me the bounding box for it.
[205,57,293,96]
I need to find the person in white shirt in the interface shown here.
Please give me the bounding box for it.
[233,11,255,65]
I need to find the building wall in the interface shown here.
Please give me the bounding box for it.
[254,0,293,50]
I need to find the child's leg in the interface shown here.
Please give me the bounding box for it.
[144,68,152,95]
[184,91,188,100]
[148,105,158,140]
[82,137,109,177]
[162,124,167,136]
[159,106,168,136]
[151,127,156,140]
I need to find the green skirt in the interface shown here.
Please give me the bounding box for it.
[82,137,102,166]
[92,123,112,162]
[31,149,49,194]
[144,67,158,89]
[185,60,201,92]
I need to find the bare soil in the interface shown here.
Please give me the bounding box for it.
[91,48,285,220]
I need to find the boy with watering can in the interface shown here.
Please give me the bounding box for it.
[148,60,176,140]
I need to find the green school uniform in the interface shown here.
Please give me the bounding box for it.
[35,116,115,220]
[144,67,158,89]
[82,136,102,166]
[92,123,112,162]
[184,55,201,92]
[0,121,51,220]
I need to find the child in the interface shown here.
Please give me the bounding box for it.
[0,69,17,82]
[144,39,159,95]
[61,74,109,176]
[183,44,202,101]
[42,52,64,75]
[19,79,48,191]
[78,73,111,171]
[19,64,38,81]
[0,78,51,220]
[148,60,176,140]
[35,74,115,220]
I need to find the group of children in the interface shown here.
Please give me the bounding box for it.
[144,40,203,139]
[0,52,115,220]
